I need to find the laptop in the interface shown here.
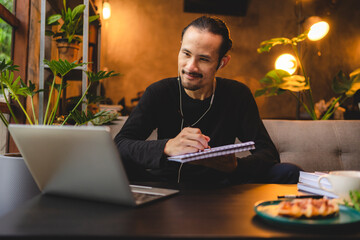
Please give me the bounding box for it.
[8,124,179,206]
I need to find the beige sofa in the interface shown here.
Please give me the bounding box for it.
[110,117,360,172]
[263,120,360,172]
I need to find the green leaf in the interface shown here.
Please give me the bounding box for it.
[44,59,86,77]
[72,5,85,19]
[46,14,61,25]
[259,76,273,84]
[279,75,309,92]
[254,88,267,97]
[350,68,360,78]
[332,70,360,97]
[45,30,55,36]
[85,70,120,83]
[89,15,100,23]
[255,70,290,97]
[91,111,120,126]
[0,59,19,73]
[332,71,350,94]
[257,37,292,53]
[265,69,290,83]
[346,74,360,97]
[1,70,28,98]
[69,109,108,125]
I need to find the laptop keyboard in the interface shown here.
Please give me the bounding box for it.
[132,191,163,204]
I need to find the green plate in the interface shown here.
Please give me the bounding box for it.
[254,200,360,227]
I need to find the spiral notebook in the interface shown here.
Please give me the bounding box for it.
[168,141,255,163]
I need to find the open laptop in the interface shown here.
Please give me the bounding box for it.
[8,124,179,206]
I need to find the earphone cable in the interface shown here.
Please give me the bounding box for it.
[176,75,216,183]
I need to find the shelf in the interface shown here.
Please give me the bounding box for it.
[39,0,101,123]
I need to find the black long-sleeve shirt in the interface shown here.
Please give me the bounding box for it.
[115,77,279,184]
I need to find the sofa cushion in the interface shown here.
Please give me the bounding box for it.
[263,120,360,172]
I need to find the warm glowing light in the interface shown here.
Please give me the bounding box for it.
[308,21,329,41]
[103,2,111,20]
[275,54,297,75]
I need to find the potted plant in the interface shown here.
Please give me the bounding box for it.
[46,0,99,62]
[0,58,118,127]
[256,31,360,120]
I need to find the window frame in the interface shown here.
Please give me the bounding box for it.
[0,0,30,152]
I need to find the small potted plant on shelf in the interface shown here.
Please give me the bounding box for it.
[46,0,99,62]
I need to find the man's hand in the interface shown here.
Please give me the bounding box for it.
[164,127,210,156]
[190,154,237,173]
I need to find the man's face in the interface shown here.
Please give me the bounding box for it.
[178,26,222,92]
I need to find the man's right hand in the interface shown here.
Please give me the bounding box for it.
[164,127,210,156]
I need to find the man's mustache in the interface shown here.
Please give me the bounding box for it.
[182,70,203,78]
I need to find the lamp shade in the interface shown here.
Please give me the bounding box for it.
[103,2,111,20]
[308,21,329,41]
[275,54,298,75]
[304,16,330,41]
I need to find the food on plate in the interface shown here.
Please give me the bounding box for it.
[277,198,339,218]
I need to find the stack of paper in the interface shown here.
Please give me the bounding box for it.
[297,171,339,198]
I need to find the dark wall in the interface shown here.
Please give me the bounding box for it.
[99,0,360,119]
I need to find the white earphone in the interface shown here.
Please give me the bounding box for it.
[219,61,224,69]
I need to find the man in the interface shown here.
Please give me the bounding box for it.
[115,16,301,185]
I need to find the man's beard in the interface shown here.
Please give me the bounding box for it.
[181,70,203,91]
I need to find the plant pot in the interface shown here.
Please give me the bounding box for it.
[56,39,80,63]
[0,154,39,216]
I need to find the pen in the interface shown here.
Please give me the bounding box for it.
[277,195,323,199]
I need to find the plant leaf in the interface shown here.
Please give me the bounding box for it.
[44,59,86,77]
[89,15,100,23]
[257,37,292,53]
[1,71,28,98]
[91,111,120,126]
[69,109,107,125]
[85,70,120,83]
[46,14,61,25]
[71,4,85,19]
[332,70,360,97]
[350,68,360,78]
[0,59,19,73]
[332,70,350,94]
[346,74,360,97]
[280,75,309,92]
[255,69,290,97]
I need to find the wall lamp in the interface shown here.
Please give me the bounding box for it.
[103,0,111,20]
[274,16,329,75]
[305,16,330,41]
[275,54,298,75]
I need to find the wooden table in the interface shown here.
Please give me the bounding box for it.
[0,182,359,239]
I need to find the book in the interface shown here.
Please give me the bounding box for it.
[299,171,331,189]
[297,171,338,198]
[167,141,255,163]
[299,171,328,181]
[297,182,339,199]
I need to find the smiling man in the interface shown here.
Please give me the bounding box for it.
[115,16,301,185]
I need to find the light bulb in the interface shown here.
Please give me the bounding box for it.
[275,54,297,75]
[103,2,111,20]
[308,21,329,41]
